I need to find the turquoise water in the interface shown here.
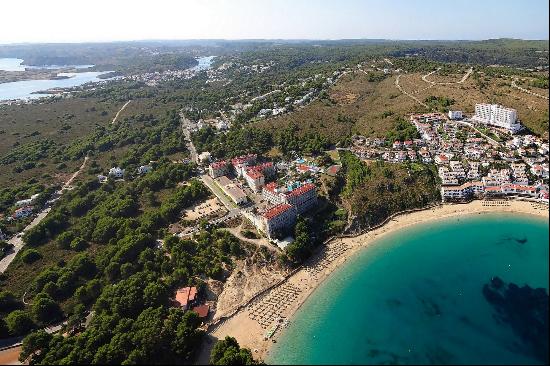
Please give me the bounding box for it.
[269,213,549,365]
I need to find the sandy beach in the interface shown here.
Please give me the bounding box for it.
[204,200,548,363]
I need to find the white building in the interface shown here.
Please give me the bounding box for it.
[109,167,125,179]
[15,194,40,208]
[262,204,297,238]
[448,110,463,120]
[198,152,212,165]
[215,176,248,205]
[13,206,34,219]
[282,183,318,214]
[244,169,265,193]
[472,104,522,133]
[208,161,229,178]
[137,165,152,175]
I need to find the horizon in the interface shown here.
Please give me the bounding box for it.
[1,37,549,47]
[1,0,548,44]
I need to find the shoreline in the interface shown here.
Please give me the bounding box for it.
[206,200,548,363]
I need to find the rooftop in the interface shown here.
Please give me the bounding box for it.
[286,183,316,198]
[175,286,197,307]
[263,203,293,220]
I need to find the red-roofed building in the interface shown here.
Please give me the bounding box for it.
[191,304,210,319]
[262,182,284,204]
[325,165,341,177]
[283,183,318,214]
[262,204,297,238]
[244,169,265,192]
[208,161,229,178]
[231,154,257,176]
[175,286,198,310]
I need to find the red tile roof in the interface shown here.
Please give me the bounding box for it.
[210,161,227,169]
[264,182,278,193]
[246,169,264,180]
[192,304,209,318]
[175,287,197,307]
[286,183,316,198]
[263,204,293,220]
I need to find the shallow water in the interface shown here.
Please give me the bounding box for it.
[269,213,549,365]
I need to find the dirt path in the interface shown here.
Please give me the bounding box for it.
[422,67,473,85]
[395,74,429,108]
[511,78,549,100]
[0,346,21,365]
[112,100,132,124]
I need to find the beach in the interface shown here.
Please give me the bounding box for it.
[204,200,548,363]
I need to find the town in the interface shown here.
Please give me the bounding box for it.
[350,104,549,204]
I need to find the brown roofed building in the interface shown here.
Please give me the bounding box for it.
[175,286,197,310]
[191,304,210,319]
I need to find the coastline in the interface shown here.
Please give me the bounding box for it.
[206,200,548,363]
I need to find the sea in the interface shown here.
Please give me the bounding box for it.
[269,213,549,365]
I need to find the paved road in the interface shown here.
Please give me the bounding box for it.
[180,112,198,164]
[0,156,89,273]
[112,100,132,124]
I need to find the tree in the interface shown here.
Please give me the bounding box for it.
[210,336,260,365]
[19,330,53,364]
[21,249,42,264]
[31,293,62,325]
[0,290,22,312]
[6,310,35,336]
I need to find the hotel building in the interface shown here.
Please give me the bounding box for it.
[472,104,522,133]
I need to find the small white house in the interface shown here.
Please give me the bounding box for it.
[198,152,212,165]
[109,167,125,179]
[97,175,108,183]
[13,206,34,219]
[138,165,152,175]
[448,111,463,120]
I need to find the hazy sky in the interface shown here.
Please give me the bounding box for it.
[1,0,548,44]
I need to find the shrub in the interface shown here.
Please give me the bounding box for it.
[21,249,42,264]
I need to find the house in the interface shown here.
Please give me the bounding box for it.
[262,183,285,205]
[231,154,257,177]
[13,206,34,219]
[325,165,342,177]
[448,110,463,120]
[97,175,108,183]
[262,204,297,238]
[175,287,197,310]
[191,304,210,320]
[137,165,152,175]
[198,152,212,165]
[392,141,403,150]
[109,167,125,179]
[208,161,229,178]
[15,194,40,208]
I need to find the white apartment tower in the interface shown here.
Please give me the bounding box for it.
[473,104,522,133]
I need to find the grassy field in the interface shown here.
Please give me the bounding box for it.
[255,67,549,141]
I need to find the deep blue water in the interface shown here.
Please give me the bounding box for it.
[269,213,549,365]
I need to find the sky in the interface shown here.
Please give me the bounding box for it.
[1,0,548,44]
